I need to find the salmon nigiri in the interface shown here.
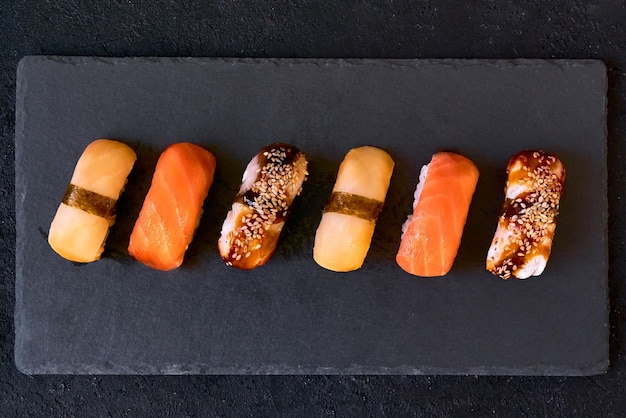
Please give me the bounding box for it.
[313,146,394,272]
[396,152,479,277]
[48,139,136,262]
[128,142,216,271]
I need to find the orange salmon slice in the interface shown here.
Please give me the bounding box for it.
[128,142,216,271]
[396,152,479,277]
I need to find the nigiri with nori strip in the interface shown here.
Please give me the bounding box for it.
[48,139,137,262]
[396,152,479,277]
[313,146,394,272]
[128,142,216,271]
[218,143,308,270]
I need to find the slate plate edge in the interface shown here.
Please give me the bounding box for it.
[13,56,610,376]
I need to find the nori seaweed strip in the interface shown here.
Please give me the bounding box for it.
[323,191,384,221]
[62,184,117,220]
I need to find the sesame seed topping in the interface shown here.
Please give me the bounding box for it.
[227,143,308,267]
[491,150,565,278]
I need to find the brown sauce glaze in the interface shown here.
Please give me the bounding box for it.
[225,143,306,269]
[490,150,565,279]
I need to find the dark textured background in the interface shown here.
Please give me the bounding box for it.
[1,1,625,416]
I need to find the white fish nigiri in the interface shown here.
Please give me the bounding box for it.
[48,139,136,262]
[313,146,394,272]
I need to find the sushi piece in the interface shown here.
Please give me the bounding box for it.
[486,150,565,279]
[48,139,137,262]
[128,142,216,271]
[396,152,479,277]
[218,143,308,269]
[313,146,394,272]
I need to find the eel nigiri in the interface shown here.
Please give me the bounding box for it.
[218,143,308,270]
[396,152,479,277]
[313,146,394,272]
[128,142,216,271]
[48,139,136,262]
[486,150,565,279]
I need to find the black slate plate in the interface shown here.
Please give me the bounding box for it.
[15,56,608,375]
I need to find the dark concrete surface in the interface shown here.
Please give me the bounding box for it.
[1,1,625,416]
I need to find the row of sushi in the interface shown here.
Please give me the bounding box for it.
[48,139,565,279]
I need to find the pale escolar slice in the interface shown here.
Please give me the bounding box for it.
[48,139,136,263]
[313,146,394,272]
